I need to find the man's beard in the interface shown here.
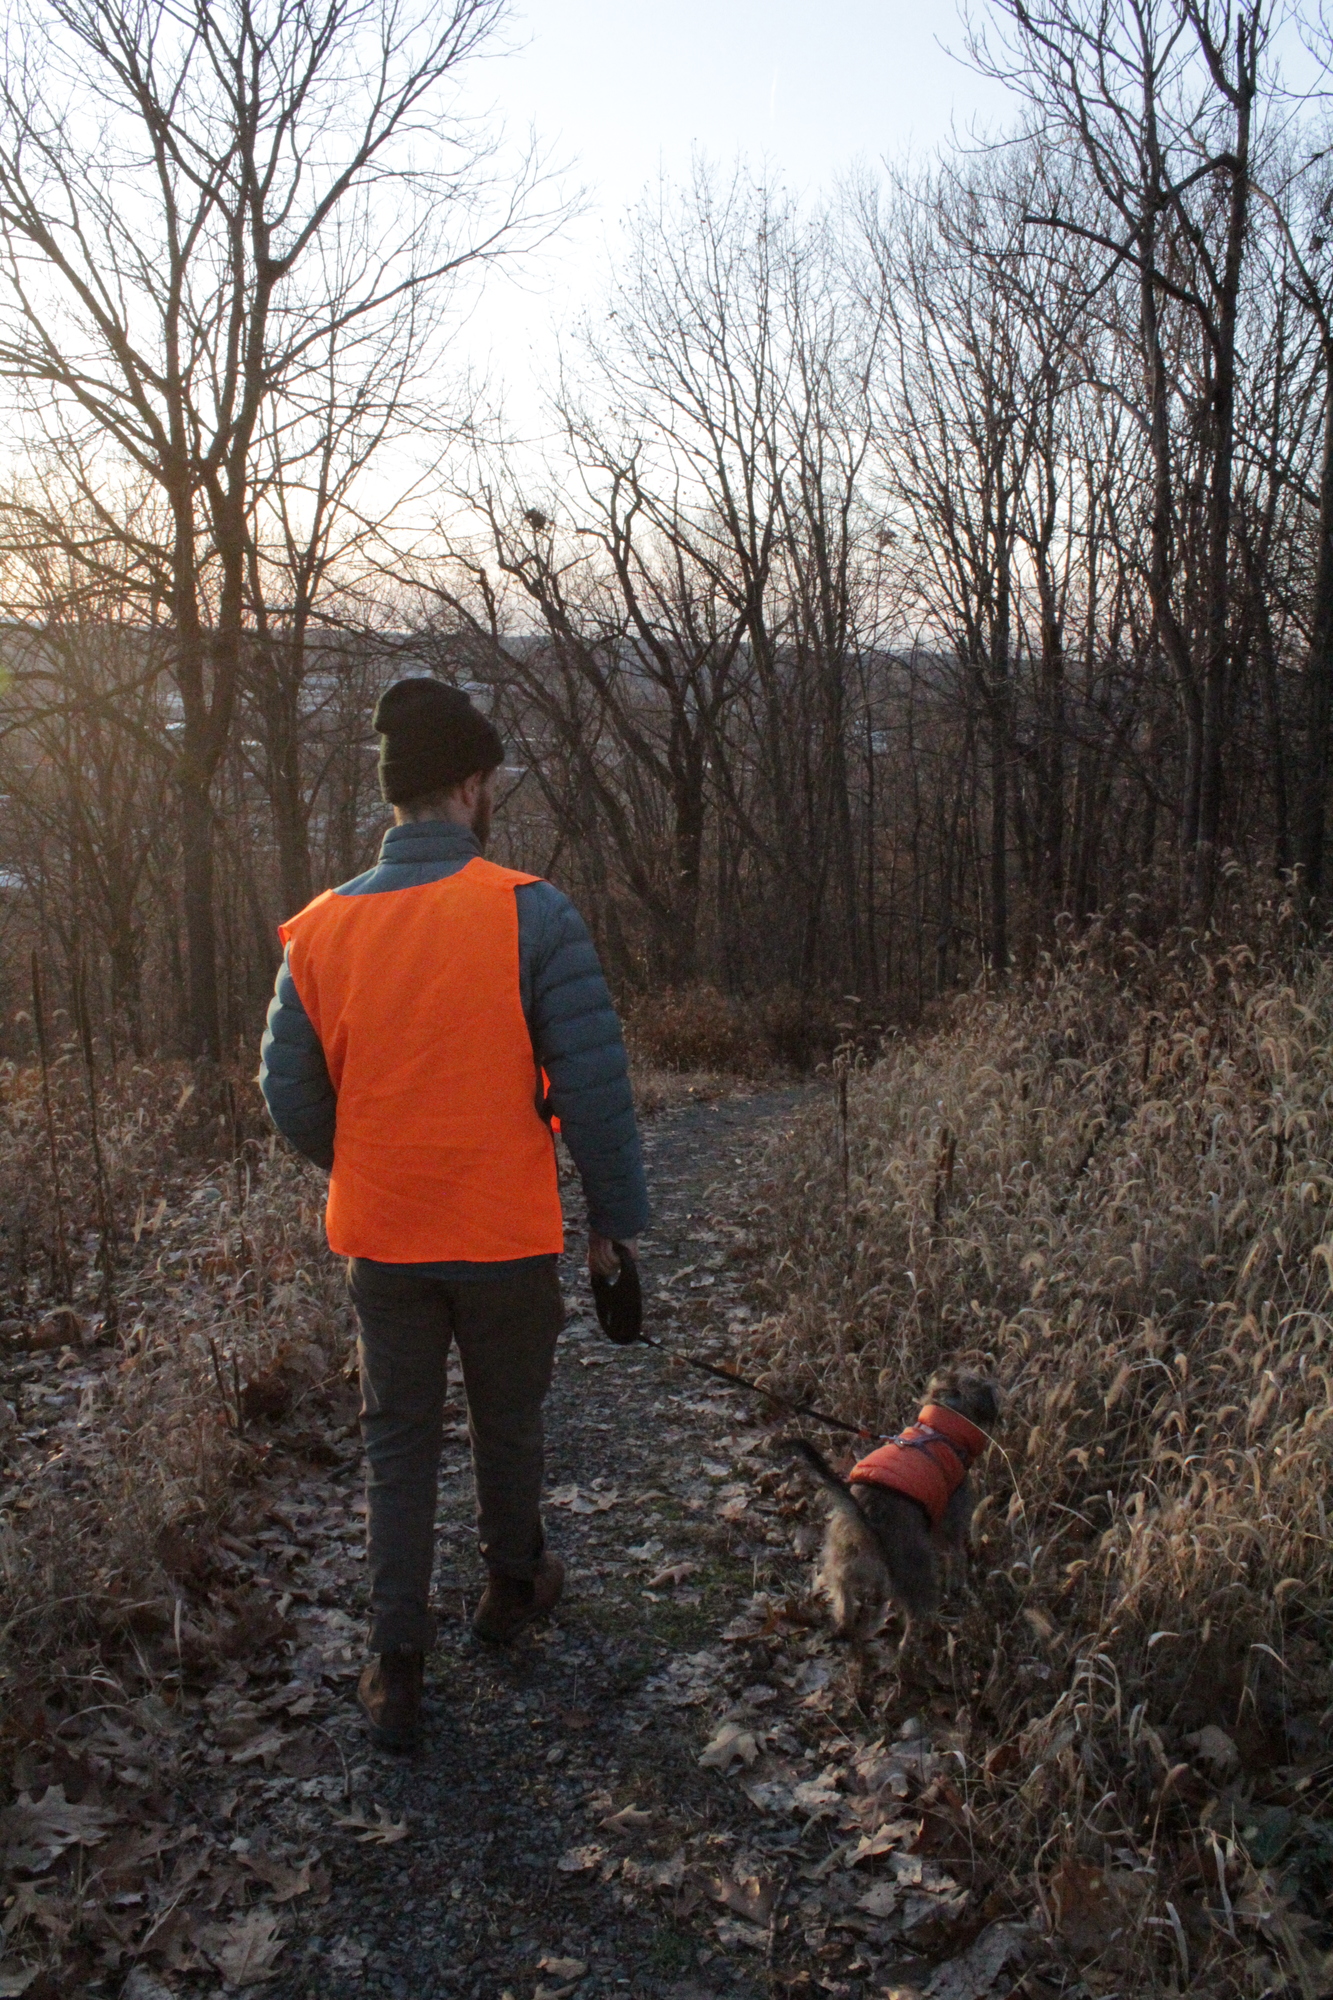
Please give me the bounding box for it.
[472,790,492,850]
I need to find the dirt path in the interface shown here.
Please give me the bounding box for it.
[17,1089,1026,2000]
[243,1087,827,2000]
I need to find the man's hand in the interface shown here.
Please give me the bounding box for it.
[588,1232,637,1278]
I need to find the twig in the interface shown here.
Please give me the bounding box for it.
[73,958,118,1334]
[311,1722,353,1803]
[226,1075,256,1317]
[30,952,72,1302]
[207,1335,236,1432]
[932,1126,956,1226]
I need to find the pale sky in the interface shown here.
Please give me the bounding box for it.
[458,0,1012,438]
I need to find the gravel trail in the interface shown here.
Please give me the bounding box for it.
[242,1088,822,2000]
[123,1088,1017,2000]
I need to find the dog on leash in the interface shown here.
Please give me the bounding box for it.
[788,1370,998,1642]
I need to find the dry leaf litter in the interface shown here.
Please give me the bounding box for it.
[9,946,1322,2000]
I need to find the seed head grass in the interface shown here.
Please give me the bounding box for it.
[743,930,1333,1993]
[0,1055,349,1710]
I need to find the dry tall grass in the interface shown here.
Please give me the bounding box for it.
[0,1055,350,1715]
[745,930,1333,1994]
[625,981,854,1077]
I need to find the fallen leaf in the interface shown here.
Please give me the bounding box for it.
[924,1922,1028,1998]
[0,1786,118,1871]
[238,1852,318,1903]
[240,1369,293,1424]
[547,1484,619,1514]
[714,1914,769,1951]
[2,1881,69,1943]
[1186,1724,1239,1772]
[792,1769,843,1817]
[900,1885,969,1934]
[743,1778,795,1814]
[600,1806,654,1833]
[699,1721,762,1770]
[555,1843,605,1874]
[231,1730,287,1767]
[200,1907,286,1985]
[537,1960,588,1980]
[332,1805,408,1845]
[623,1851,686,1892]
[705,1871,775,1924]
[848,1820,920,1864]
[1049,1858,1144,1955]
[122,1971,178,2000]
[647,1562,698,1589]
[858,1880,900,1918]
[0,1971,38,1998]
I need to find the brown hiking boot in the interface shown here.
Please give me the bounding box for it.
[356,1647,424,1751]
[472,1551,565,1644]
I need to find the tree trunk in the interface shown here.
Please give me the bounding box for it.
[989,704,1008,976]
[1299,353,1333,908]
[178,770,221,1061]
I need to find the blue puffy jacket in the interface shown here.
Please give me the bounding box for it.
[258,819,650,1268]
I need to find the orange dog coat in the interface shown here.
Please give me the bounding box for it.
[848,1405,987,1528]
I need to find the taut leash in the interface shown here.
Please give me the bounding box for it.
[590,1240,879,1442]
[635,1332,877,1441]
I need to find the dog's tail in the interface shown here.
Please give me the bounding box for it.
[780,1436,869,1531]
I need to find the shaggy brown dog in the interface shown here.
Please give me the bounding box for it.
[788,1370,998,1642]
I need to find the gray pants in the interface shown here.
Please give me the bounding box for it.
[347,1257,564,1653]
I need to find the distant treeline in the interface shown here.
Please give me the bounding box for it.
[0,0,1329,1056]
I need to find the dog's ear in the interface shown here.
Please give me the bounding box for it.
[959,1375,1000,1426]
[925,1366,962,1406]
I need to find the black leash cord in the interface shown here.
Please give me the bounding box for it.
[636,1332,875,1441]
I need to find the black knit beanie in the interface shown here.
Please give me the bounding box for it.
[372,678,504,805]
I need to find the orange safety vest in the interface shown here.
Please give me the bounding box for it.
[849,1405,987,1528]
[279,857,564,1264]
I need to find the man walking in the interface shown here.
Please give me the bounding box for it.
[259,677,649,1750]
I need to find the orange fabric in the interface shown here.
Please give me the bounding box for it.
[279,857,563,1263]
[849,1404,987,1528]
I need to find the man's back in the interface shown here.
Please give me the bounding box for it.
[260,817,648,1260]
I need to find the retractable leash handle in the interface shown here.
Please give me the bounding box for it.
[591,1240,644,1345]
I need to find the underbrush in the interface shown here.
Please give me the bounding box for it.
[0,1054,351,1722]
[625,982,856,1077]
[744,931,1333,1996]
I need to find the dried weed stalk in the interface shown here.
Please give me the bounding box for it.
[745,930,1333,1994]
[0,1055,349,1709]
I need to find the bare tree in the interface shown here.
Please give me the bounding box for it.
[0,507,174,1047]
[0,0,552,1054]
[970,0,1274,914]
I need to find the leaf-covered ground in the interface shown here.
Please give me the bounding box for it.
[2,1087,1041,2000]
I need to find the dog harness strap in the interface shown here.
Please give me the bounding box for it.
[916,1404,987,1462]
[847,1403,987,1528]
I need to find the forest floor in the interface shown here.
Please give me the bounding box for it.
[0,1085,1039,2000]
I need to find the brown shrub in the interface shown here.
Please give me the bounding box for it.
[744,929,1333,1995]
[0,1057,350,1713]
[625,981,851,1077]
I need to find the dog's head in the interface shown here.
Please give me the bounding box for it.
[924,1368,999,1432]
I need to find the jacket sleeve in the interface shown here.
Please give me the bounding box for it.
[518,883,650,1241]
[258,949,336,1170]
